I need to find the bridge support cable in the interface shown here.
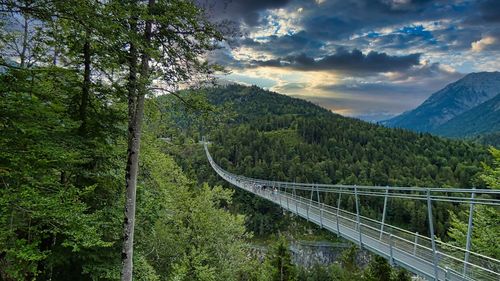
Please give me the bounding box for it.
[308,186,314,221]
[427,190,440,281]
[380,187,389,240]
[355,185,363,249]
[316,184,321,205]
[336,189,342,236]
[320,202,324,228]
[413,232,419,256]
[463,187,476,276]
[293,184,298,214]
[202,141,500,281]
[390,234,395,266]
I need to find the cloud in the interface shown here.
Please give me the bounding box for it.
[478,0,500,23]
[471,36,498,52]
[235,31,325,57]
[352,24,438,51]
[383,61,462,83]
[201,0,292,26]
[298,0,443,41]
[250,48,421,74]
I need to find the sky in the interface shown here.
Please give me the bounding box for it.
[204,0,500,121]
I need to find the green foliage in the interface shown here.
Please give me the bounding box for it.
[340,246,359,273]
[481,147,500,188]
[0,67,124,280]
[297,263,331,281]
[448,147,500,259]
[364,256,392,281]
[0,67,254,280]
[0,0,245,280]
[267,236,297,281]
[236,258,274,281]
[392,268,411,281]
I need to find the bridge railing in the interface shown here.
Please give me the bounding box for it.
[285,189,499,281]
[203,141,500,280]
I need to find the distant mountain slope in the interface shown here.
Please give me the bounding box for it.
[434,94,500,137]
[384,72,500,132]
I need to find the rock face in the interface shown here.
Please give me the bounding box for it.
[289,240,371,268]
[289,241,349,267]
[384,72,500,135]
[248,240,371,268]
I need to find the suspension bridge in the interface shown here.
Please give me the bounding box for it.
[203,140,500,281]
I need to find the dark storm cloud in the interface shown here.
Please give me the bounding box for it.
[479,0,500,22]
[250,48,421,74]
[207,48,244,68]
[298,0,441,41]
[236,31,325,57]
[235,0,497,56]
[200,0,292,26]
[208,0,499,56]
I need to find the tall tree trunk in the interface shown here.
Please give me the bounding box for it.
[121,28,138,281]
[79,32,91,134]
[121,1,154,280]
[20,15,29,68]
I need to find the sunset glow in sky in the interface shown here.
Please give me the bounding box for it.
[207,0,500,120]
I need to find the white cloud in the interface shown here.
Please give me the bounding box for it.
[471,36,497,52]
[247,8,303,38]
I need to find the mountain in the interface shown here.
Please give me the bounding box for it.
[435,93,500,137]
[384,72,500,134]
[354,112,396,123]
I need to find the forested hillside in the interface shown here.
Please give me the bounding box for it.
[210,87,487,188]
[164,84,491,239]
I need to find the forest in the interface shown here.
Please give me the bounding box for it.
[1,1,499,281]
